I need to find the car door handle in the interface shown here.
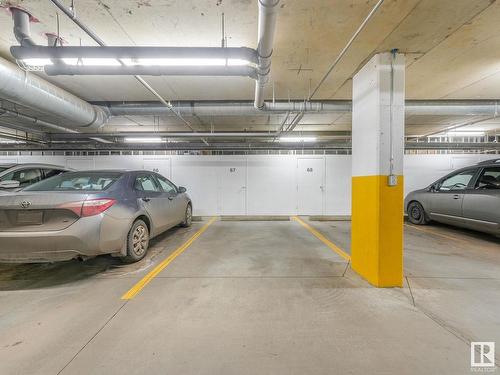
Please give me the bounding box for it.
[453,194,460,200]
[168,196,174,201]
[141,197,151,202]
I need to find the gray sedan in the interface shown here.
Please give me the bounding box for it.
[404,159,500,236]
[0,170,192,263]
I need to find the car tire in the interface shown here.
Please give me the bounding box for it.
[121,219,150,263]
[180,204,192,228]
[407,201,429,225]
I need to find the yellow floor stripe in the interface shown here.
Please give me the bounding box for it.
[292,216,351,261]
[121,217,217,300]
[404,223,469,244]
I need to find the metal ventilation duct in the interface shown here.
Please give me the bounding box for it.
[11,46,260,78]
[44,65,258,78]
[254,0,280,109]
[11,6,36,47]
[10,2,279,111]
[103,101,352,117]
[101,100,500,117]
[4,7,109,129]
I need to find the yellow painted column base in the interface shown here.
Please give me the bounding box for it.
[351,175,404,287]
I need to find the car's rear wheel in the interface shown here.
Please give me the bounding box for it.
[180,204,192,227]
[407,201,429,225]
[121,219,150,263]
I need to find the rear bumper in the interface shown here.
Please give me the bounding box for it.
[0,214,130,263]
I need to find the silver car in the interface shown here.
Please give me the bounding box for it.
[0,170,192,263]
[0,163,71,191]
[405,159,500,236]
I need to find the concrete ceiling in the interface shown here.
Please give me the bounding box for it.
[1,0,500,102]
[0,0,500,142]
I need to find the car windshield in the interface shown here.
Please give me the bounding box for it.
[24,171,122,191]
[0,166,10,173]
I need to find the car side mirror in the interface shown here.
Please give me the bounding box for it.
[178,186,187,193]
[429,184,439,192]
[0,180,20,189]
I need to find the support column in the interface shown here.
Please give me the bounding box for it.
[351,52,405,287]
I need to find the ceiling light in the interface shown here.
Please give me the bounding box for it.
[62,58,121,66]
[21,57,252,68]
[20,58,122,66]
[21,58,53,66]
[0,139,25,144]
[279,137,317,143]
[122,58,251,66]
[436,131,486,137]
[124,137,165,143]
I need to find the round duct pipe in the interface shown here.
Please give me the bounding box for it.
[6,8,109,129]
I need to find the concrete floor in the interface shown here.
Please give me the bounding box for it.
[0,218,498,374]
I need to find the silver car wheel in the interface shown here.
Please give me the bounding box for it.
[410,205,422,220]
[408,201,428,225]
[132,224,148,256]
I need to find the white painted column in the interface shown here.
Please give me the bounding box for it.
[351,52,406,287]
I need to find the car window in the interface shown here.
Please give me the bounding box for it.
[135,174,161,192]
[155,175,177,194]
[0,168,41,186]
[438,169,477,191]
[24,172,122,191]
[476,167,500,190]
[43,169,65,179]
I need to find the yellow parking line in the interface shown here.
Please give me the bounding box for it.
[121,217,217,300]
[292,216,351,261]
[403,223,468,243]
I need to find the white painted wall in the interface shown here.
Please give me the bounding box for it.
[1,153,494,216]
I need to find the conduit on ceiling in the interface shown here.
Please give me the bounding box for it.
[4,7,109,132]
[10,1,281,110]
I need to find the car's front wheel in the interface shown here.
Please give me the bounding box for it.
[180,204,192,227]
[407,201,429,225]
[121,219,150,263]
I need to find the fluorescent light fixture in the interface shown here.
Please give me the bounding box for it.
[279,137,317,143]
[21,58,53,66]
[21,58,121,66]
[22,57,251,67]
[124,137,165,143]
[449,131,485,137]
[62,58,121,66]
[434,131,486,137]
[122,58,251,66]
[0,139,25,144]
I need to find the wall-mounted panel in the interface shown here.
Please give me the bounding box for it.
[246,156,296,215]
[219,157,247,216]
[325,155,351,216]
[171,156,219,216]
[297,157,325,215]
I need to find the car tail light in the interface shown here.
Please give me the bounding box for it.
[59,199,116,217]
[81,199,116,217]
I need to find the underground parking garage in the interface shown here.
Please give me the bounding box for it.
[0,0,499,374]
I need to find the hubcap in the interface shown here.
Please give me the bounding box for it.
[410,206,421,220]
[132,224,148,256]
[186,206,192,225]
